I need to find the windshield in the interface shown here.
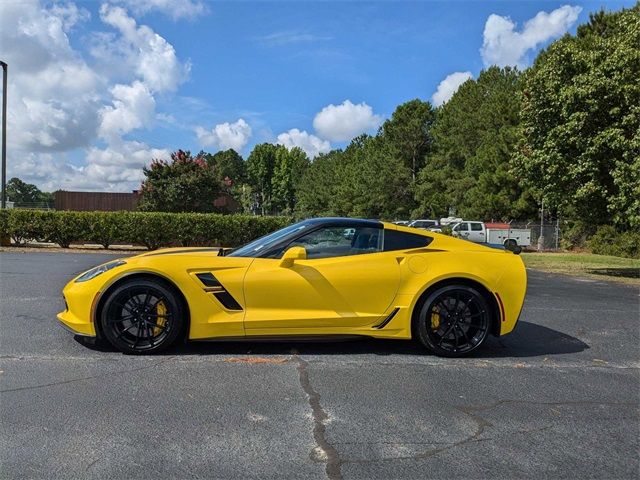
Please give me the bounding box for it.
[227,221,309,257]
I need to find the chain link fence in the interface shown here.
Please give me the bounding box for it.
[511,221,561,251]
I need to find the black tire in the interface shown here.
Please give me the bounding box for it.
[100,279,185,354]
[504,238,517,249]
[415,285,491,357]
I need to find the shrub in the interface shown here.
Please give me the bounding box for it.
[0,209,7,237]
[560,220,595,250]
[34,211,89,248]
[5,209,49,245]
[1,210,293,250]
[87,211,127,249]
[588,225,640,259]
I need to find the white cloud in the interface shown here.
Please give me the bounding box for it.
[195,119,253,151]
[0,0,100,153]
[432,71,473,106]
[276,129,331,158]
[83,140,171,188]
[0,0,187,192]
[313,100,382,142]
[99,81,156,140]
[481,5,582,67]
[113,0,208,21]
[9,141,171,193]
[99,4,189,93]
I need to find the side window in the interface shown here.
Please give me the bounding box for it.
[470,223,483,231]
[287,226,383,259]
[459,223,470,231]
[383,230,432,251]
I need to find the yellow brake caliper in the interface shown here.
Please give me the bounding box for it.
[154,301,167,336]
[431,307,441,330]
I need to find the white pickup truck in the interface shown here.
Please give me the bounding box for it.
[451,221,532,248]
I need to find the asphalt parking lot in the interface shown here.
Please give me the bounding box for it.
[0,251,638,480]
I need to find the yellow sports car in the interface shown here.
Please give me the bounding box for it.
[58,218,527,357]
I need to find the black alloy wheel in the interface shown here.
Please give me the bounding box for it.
[416,285,491,357]
[100,279,184,354]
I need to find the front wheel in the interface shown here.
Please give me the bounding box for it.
[415,285,491,357]
[100,279,185,354]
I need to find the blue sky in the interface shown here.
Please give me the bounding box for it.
[1,0,635,191]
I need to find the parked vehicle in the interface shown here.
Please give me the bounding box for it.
[451,221,532,248]
[58,217,527,357]
[408,219,442,232]
[393,220,410,226]
[439,217,463,226]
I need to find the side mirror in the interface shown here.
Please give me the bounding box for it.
[279,246,307,268]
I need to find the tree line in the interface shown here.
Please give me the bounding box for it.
[7,5,638,237]
[140,5,638,233]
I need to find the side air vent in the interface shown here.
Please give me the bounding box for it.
[213,291,243,311]
[373,307,400,329]
[195,272,243,311]
[195,272,221,287]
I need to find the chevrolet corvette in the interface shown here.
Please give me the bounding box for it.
[58,217,527,357]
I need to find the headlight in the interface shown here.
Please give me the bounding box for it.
[75,260,126,283]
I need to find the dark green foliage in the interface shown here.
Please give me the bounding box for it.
[203,149,246,184]
[516,4,640,228]
[41,211,90,248]
[414,66,537,221]
[138,150,223,213]
[559,220,597,250]
[0,210,291,250]
[588,225,640,259]
[246,144,310,215]
[87,211,127,249]
[380,99,435,180]
[295,135,413,220]
[246,143,279,215]
[271,147,310,214]
[4,209,50,245]
[5,177,53,206]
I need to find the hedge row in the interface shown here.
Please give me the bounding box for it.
[0,209,291,250]
[587,225,640,259]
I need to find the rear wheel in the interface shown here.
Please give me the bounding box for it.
[100,279,185,354]
[504,238,517,249]
[415,285,491,357]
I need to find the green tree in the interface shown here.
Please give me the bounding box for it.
[295,136,413,220]
[415,67,537,221]
[295,150,346,218]
[246,143,279,215]
[344,135,413,219]
[202,149,246,186]
[271,147,310,214]
[380,99,435,181]
[5,178,52,205]
[516,4,640,228]
[138,150,222,213]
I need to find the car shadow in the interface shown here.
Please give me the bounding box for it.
[75,320,589,359]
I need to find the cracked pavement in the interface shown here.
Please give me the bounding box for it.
[1,251,639,479]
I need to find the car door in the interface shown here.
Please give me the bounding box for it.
[468,222,485,242]
[242,225,401,333]
[453,222,470,239]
